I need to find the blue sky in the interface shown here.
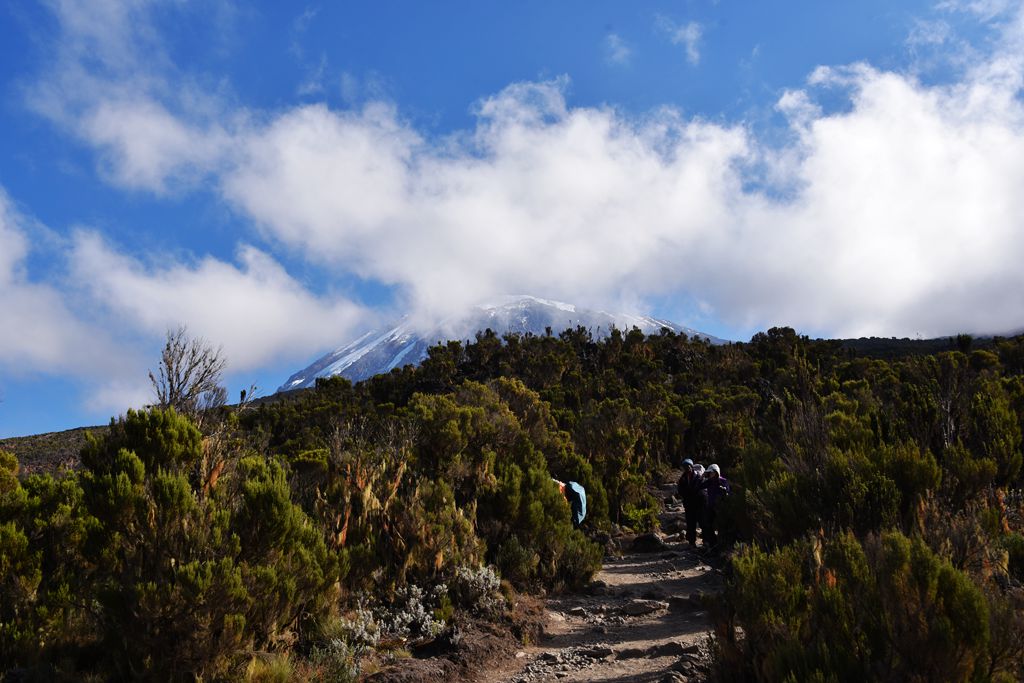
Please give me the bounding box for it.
[2,1,1024,437]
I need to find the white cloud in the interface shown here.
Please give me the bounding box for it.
[0,182,366,414]
[221,55,1024,338]
[297,54,328,97]
[20,0,1024,345]
[605,34,632,66]
[68,232,367,370]
[85,379,154,415]
[907,19,953,47]
[658,18,703,65]
[939,0,1017,22]
[290,5,320,58]
[25,0,237,195]
[0,196,29,283]
[0,190,133,379]
[82,97,232,192]
[776,89,821,127]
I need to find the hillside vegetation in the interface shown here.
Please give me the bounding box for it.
[3,326,1024,681]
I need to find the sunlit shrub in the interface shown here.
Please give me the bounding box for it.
[721,530,991,682]
[79,409,336,679]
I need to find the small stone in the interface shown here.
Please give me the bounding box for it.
[675,660,696,674]
[631,532,670,553]
[649,641,687,657]
[515,651,528,658]
[660,673,688,683]
[568,606,588,617]
[622,599,668,616]
[616,647,647,659]
[580,645,614,659]
[539,651,560,663]
[668,596,690,612]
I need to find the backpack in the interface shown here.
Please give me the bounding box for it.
[565,481,587,527]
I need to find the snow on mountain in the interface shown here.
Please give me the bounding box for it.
[278,295,726,392]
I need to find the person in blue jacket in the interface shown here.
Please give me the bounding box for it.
[552,479,587,528]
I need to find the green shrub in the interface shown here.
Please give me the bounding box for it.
[722,530,991,682]
[0,520,40,666]
[413,382,601,590]
[622,498,659,531]
[0,452,95,673]
[1005,532,1024,582]
[79,408,336,680]
[494,536,539,587]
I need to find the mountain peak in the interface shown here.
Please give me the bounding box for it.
[476,294,577,313]
[278,296,723,392]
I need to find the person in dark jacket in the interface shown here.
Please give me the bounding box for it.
[676,459,706,548]
[701,463,731,547]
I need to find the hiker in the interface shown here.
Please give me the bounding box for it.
[676,459,706,548]
[552,478,588,528]
[701,464,731,547]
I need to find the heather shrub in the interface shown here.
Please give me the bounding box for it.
[743,442,938,544]
[413,382,601,590]
[79,408,336,680]
[393,479,482,587]
[721,530,991,682]
[0,519,39,666]
[0,451,94,673]
[489,377,610,526]
[1006,532,1024,582]
[482,454,601,590]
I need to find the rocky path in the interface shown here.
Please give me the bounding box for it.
[474,473,721,683]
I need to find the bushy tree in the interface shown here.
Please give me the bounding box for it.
[79,409,335,680]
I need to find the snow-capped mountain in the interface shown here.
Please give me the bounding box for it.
[278,295,725,391]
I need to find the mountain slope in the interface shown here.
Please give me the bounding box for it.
[279,295,725,391]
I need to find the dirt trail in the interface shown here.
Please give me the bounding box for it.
[474,473,720,683]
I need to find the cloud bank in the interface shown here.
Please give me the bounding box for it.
[69,232,366,369]
[9,1,1024,417]
[214,61,1024,337]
